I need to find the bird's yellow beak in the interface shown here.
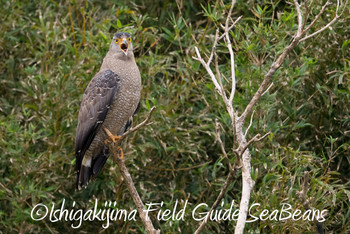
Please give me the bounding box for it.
[119,38,129,55]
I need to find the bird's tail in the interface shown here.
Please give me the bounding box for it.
[76,149,109,190]
[76,164,92,190]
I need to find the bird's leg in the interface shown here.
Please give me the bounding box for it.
[103,127,124,159]
[103,127,121,143]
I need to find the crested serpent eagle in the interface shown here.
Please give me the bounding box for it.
[75,32,141,190]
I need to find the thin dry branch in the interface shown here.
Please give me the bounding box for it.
[294,0,304,33]
[239,0,346,122]
[301,0,348,42]
[113,106,156,145]
[222,0,237,102]
[261,82,274,97]
[104,106,159,234]
[193,47,225,97]
[193,15,242,102]
[303,0,331,33]
[215,52,225,94]
[239,132,271,158]
[218,16,243,41]
[244,110,255,138]
[215,119,233,172]
[208,29,220,66]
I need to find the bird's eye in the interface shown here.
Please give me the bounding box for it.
[114,39,119,44]
[128,38,131,42]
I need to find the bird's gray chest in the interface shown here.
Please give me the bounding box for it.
[104,61,141,135]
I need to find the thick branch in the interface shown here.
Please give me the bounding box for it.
[234,124,253,234]
[104,107,159,234]
[112,155,159,234]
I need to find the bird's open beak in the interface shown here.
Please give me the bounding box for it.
[120,38,129,55]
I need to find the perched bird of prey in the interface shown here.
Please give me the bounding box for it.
[75,32,141,189]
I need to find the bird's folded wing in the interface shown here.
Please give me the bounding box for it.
[75,69,120,171]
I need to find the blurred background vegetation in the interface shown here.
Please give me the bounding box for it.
[0,0,349,233]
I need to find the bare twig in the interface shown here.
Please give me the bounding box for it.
[301,0,348,42]
[215,43,225,95]
[117,106,156,145]
[303,0,331,33]
[218,16,243,41]
[193,15,242,101]
[215,119,233,171]
[244,110,255,137]
[104,106,159,234]
[193,47,225,97]
[226,27,237,103]
[261,82,274,97]
[221,0,237,103]
[208,29,220,66]
[239,132,271,158]
[293,0,304,33]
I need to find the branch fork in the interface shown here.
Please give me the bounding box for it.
[193,0,347,233]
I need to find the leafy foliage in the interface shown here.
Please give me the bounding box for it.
[0,0,349,233]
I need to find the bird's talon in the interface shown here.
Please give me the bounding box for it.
[104,134,122,144]
[111,135,121,143]
[117,146,124,159]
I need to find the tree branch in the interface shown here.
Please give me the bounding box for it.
[300,0,348,42]
[193,47,225,97]
[104,106,159,234]
[238,0,304,123]
[303,0,331,33]
[239,132,271,159]
[244,110,255,138]
[193,0,347,233]
[239,0,347,122]
[215,119,233,172]
[221,0,238,102]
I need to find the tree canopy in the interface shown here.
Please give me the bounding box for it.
[0,0,349,233]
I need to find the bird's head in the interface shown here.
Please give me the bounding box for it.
[112,32,133,56]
